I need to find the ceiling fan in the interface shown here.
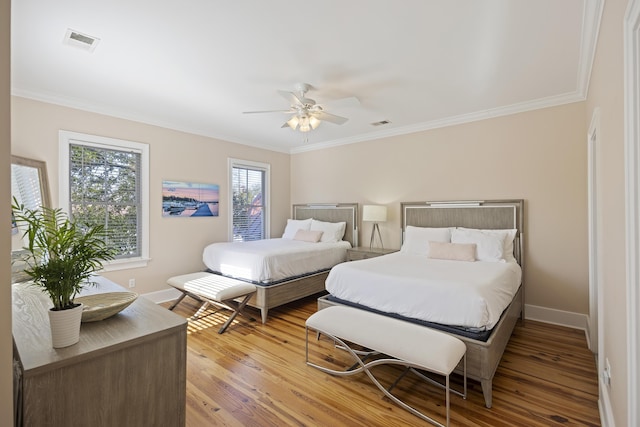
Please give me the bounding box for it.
[243,83,350,133]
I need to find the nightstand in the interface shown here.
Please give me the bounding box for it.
[347,246,398,261]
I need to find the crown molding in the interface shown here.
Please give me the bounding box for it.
[11,88,292,154]
[290,91,586,154]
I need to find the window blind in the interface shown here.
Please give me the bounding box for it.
[69,143,142,258]
[232,166,265,241]
[11,164,42,210]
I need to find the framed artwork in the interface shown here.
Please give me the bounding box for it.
[162,180,219,217]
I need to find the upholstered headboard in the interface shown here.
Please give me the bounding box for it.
[293,203,358,247]
[401,199,524,265]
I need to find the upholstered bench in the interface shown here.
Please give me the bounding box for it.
[305,306,467,427]
[167,272,256,334]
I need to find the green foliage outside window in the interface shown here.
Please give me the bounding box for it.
[69,144,141,258]
[232,167,264,241]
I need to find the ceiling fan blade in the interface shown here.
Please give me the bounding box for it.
[242,109,293,114]
[311,111,349,125]
[277,90,304,106]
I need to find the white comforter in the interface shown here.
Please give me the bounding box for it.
[325,252,522,330]
[203,238,351,283]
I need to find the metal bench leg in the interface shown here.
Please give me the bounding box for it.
[306,327,455,427]
[168,292,187,310]
[217,292,254,334]
[169,289,205,311]
[189,301,211,320]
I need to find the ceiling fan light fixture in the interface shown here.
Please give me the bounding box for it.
[298,116,311,132]
[244,83,349,137]
[309,116,321,130]
[286,116,300,130]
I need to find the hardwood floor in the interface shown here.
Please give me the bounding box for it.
[162,294,601,426]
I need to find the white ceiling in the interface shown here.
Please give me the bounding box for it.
[11,0,602,154]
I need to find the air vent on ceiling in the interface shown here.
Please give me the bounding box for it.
[64,29,100,52]
[371,120,391,126]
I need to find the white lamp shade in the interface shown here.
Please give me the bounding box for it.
[287,116,299,129]
[309,116,321,129]
[362,205,387,222]
[299,116,311,132]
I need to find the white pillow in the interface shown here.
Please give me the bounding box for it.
[456,227,517,262]
[500,229,518,262]
[282,218,312,239]
[427,241,477,262]
[293,229,323,243]
[451,228,510,262]
[310,219,346,243]
[400,226,452,256]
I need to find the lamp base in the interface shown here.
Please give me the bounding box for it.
[369,223,384,250]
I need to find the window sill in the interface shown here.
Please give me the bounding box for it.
[102,257,151,272]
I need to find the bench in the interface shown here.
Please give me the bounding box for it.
[305,306,467,427]
[167,272,256,334]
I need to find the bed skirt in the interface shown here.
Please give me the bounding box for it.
[322,295,496,342]
[206,268,331,287]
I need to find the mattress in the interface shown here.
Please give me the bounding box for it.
[325,252,522,330]
[323,295,495,341]
[203,238,351,283]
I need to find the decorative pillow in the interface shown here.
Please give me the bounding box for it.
[451,228,505,262]
[310,219,346,243]
[427,241,476,262]
[293,229,323,243]
[282,218,312,239]
[400,226,453,256]
[456,227,517,262]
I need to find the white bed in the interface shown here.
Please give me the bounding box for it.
[204,238,351,283]
[203,203,358,323]
[318,199,525,409]
[326,252,521,330]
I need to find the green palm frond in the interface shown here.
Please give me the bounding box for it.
[12,197,116,310]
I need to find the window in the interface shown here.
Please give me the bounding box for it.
[59,130,149,270]
[229,158,270,241]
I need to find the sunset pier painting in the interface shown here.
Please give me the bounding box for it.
[162,180,219,217]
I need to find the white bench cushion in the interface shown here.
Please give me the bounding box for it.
[306,306,466,376]
[167,272,256,301]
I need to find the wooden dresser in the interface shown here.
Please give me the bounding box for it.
[12,276,187,426]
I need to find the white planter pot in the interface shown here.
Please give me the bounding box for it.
[48,303,83,348]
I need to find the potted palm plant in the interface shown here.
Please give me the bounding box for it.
[12,199,116,348]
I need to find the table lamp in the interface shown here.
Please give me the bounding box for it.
[362,205,387,249]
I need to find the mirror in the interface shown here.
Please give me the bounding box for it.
[11,155,51,283]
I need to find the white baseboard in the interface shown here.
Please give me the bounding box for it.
[143,293,591,331]
[142,287,182,304]
[599,383,616,427]
[524,304,589,331]
[585,315,593,351]
[142,294,590,329]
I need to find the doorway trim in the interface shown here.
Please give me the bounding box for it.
[587,108,600,355]
[624,1,640,426]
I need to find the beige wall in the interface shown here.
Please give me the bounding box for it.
[585,0,628,424]
[11,94,592,314]
[1,0,13,422]
[292,102,589,314]
[11,97,291,295]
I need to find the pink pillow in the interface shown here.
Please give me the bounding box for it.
[293,229,323,243]
[427,241,476,262]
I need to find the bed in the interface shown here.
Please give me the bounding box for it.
[317,199,524,408]
[203,203,358,323]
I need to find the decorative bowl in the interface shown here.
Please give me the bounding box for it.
[74,292,138,322]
